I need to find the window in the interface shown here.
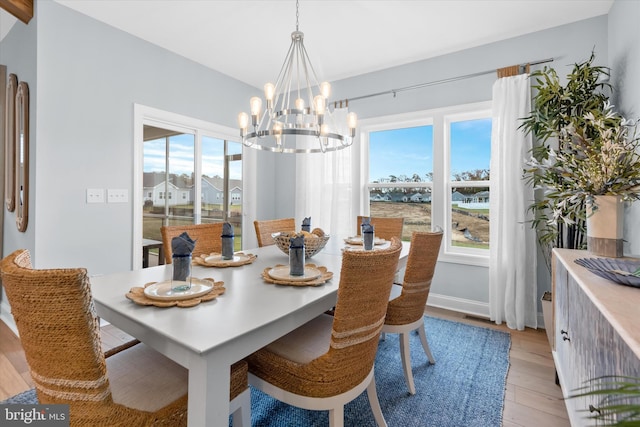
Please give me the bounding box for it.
[362,102,491,265]
[367,124,433,241]
[446,112,491,256]
[141,124,243,253]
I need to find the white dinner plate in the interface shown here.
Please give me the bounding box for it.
[204,253,252,265]
[267,266,322,282]
[343,236,386,245]
[144,278,214,301]
[342,246,385,252]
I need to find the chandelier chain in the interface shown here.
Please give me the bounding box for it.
[295,0,299,32]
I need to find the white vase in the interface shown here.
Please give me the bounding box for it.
[586,195,624,257]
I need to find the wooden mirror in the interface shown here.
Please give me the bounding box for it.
[15,81,28,232]
[4,73,16,212]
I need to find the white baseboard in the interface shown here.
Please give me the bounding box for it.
[427,293,546,330]
[427,293,490,318]
[0,299,18,336]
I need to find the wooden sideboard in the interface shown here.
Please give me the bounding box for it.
[552,249,640,426]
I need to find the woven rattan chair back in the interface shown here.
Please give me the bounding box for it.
[381,231,443,395]
[0,249,183,425]
[386,231,442,325]
[1,249,251,426]
[356,216,404,240]
[1,249,110,405]
[161,222,224,264]
[253,218,296,247]
[246,238,402,426]
[326,237,402,392]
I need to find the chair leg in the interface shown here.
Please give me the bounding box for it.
[417,324,436,364]
[380,332,386,341]
[366,375,388,427]
[230,388,251,427]
[328,405,344,427]
[399,332,416,395]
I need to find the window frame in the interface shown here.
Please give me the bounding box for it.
[359,101,491,267]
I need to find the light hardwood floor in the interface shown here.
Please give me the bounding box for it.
[0,307,570,426]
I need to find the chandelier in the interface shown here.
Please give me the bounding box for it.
[237,0,357,154]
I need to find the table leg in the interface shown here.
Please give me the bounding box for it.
[187,354,231,427]
[142,247,150,268]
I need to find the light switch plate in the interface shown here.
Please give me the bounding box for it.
[107,189,128,203]
[87,188,105,204]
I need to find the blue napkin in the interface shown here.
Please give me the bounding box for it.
[222,222,234,237]
[172,232,196,256]
[362,223,374,233]
[290,234,305,248]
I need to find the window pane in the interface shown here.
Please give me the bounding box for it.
[167,134,195,221]
[451,186,490,250]
[227,141,243,251]
[143,129,195,241]
[450,118,491,181]
[368,186,431,241]
[202,137,243,250]
[201,136,225,223]
[369,126,433,183]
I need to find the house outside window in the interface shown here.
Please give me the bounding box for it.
[361,101,491,266]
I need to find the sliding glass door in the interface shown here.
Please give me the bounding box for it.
[141,124,243,265]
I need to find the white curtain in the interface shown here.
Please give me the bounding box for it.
[295,108,353,239]
[489,74,538,330]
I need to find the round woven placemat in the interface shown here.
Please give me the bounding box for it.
[261,264,333,287]
[193,252,257,267]
[126,278,225,307]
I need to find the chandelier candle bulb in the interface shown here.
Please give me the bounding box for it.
[348,112,358,137]
[264,83,275,108]
[320,82,331,98]
[238,112,249,136]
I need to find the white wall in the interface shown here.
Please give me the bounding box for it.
[608,0,640,256]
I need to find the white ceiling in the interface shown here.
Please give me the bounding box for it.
[4,1,614,88]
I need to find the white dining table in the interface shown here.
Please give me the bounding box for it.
[91,238,409,427]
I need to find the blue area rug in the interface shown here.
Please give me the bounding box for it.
[2,316,510,426]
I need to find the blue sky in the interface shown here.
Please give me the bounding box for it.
[144,134,242,179]
[369,118,492,182]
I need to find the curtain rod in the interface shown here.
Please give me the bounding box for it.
[334,57,554,107]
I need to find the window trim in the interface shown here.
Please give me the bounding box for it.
[133,104,244,270]
[358,101,491,267]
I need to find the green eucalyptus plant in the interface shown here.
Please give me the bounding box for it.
[526,103,640,217]
[519,52,635,271]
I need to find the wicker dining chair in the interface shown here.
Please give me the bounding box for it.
[356,216,404,240]
[160,223,224,264]
[247,237,402,427]
[0,249,250,427]
[253,217,296,247]
[381,230,443,395]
